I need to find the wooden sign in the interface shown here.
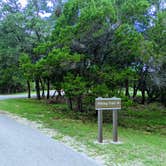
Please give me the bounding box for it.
[96,97,121,143]
[95,97,121,110]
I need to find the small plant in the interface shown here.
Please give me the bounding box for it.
[122,96,134,107]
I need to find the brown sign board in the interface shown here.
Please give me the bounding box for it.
[95,97,121,110]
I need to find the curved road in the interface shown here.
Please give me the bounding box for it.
[0,94,36,100]
[0,95,100,166]
[0,91,55,100]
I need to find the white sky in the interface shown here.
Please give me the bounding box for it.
[18,0,52,17]
[19,0,27,7]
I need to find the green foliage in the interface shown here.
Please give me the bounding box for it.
[148,11,166,56]
[52,0,116,58]
[122,96,134,107]
[36,48,82,80]
[62,73,87,112]
[19,53,35,80]
[63,73,87,97]
[111,24,144,67]
[0,0,57,93]
[144,10,166,104]
[0,0,165,106]
[91,83,109,98]
[120,0,150,23]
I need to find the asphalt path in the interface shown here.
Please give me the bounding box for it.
[0,91,56,100]
[0,114,100,166]
[0,94,100,166]
[0,94,36,100]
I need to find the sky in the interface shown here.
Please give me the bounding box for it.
[18,0,68,7]
[18,0,52,17]
[19,0,27,7]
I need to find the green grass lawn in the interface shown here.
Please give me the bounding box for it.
[0,99,166,166]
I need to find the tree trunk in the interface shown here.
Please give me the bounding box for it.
[125,79,130,97]
[160,89,166,106]
[77,95,83,112]
[8,87,10,94]
[40,78,45,98]
[140,78,146,104]
[141,88,145,104]
[55,89,62,102]
[35,79,41,100]
[68,96,73,110]
[133,82,138,98]
[57,89,62,96]
[47,78,50,99]
[27,80,31,98]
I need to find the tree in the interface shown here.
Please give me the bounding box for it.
[63,73,87,112]
[146,10,166,105]
[0,0,58,94]
[36,47,82,99]
[0,0,26,93]
[19,53,34,98]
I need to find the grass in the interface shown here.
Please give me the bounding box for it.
[0,98,166,166]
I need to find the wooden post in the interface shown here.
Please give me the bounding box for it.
[113,110,118,142]
[98,110,103,143]
[95,97,121,143]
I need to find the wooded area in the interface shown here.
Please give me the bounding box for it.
[0,0,165,111]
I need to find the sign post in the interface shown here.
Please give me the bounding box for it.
[95,97,121,143]
[98,110,103,143]
[113,109,118,142]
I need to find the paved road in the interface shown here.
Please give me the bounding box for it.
[0,114,100,166]
[0,94,36,100]
[0,91,56,100]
